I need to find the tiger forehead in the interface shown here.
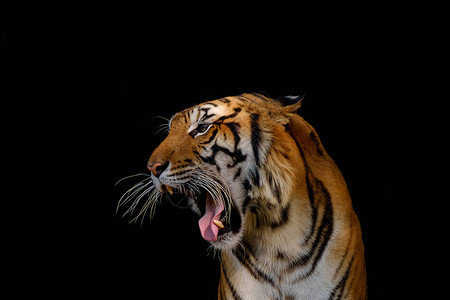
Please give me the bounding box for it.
[173,99,241,127]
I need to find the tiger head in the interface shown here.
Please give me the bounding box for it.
[146,93,302,250]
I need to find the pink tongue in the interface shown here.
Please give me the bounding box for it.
[198,193,224,241]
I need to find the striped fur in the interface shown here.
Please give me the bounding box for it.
[146,94,366,299]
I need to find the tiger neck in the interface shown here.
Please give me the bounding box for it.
[240,194,311,269]
[225,126,321,273]
[234,157,313,271]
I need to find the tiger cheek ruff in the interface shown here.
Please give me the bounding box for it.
[120,93,367,299]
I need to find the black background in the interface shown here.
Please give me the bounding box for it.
[4,14,411,299]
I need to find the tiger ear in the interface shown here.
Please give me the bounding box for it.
[275,95,305,109]
[271,95,303,125]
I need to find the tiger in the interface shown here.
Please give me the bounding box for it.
[118,93,367,299]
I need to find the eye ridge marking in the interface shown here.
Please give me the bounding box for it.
[200,127,219,145]
[199,106,216,122]
[190,123,212,137]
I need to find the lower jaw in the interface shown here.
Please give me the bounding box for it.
[209,228,244,251]
[211,213,242,249]
[218,203,241,238]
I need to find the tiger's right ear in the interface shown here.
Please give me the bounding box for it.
[270,95,303,125]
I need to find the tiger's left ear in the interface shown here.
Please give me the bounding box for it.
[275,95,305,108]
[271,95,303,125]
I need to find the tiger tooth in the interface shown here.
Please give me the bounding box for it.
[166,185,173,195]
[213,220,224,229]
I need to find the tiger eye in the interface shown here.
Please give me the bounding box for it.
[197,123,210,133]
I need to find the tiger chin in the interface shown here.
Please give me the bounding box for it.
[121,93,367,299]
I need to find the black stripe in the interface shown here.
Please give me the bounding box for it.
[250,113,261,167]
[302,172,320,246]
[342,264,357,300]
[233,167,241,180]
[276,250,287,260]
[222,263,241,300]
[242,196,252,215]
[232,246,283,299]
[223,122,241,151]
[333,224,353,279]
[294,136,318,246]
[249,166,260,187]
[200,107,216,122]
[202,113,216,121]
[241,239,256,257]
[199,143,247,168]
[198,152,215,165]
[200,127,218,144]
[270,202,290,228]
[166,169,192,177]
[308,189,333,269]
[286,128,334,279]
[215,145,246,167]
[171,164,190,170]
[299,180,333,265]
[289,178,333,281]
[232,246,277,288]
[309,131,324,156]
[242,178,252,214]
[214,107,241,124]
[250,93,269,101]
[192,150,200,158]
[328,256,354,300]
[243,178,251,193]
[267,172,282,203]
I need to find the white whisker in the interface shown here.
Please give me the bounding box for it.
[191,170,233,223]
[116,168,233,228]
[115,173,150,186]
[116,177,152,213]
[152,116,170,122]
[155,123,170,135]
[116,173,163,223]
[130,186,159,224]
[125,185,154,217]
[153,116,171,135]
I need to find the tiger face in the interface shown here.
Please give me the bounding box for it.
[147,94,300,250]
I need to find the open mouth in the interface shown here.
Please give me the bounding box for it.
[197,191,241,241]
[161,184,241,242]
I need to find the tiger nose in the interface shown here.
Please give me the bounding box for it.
[147,162,168,177]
